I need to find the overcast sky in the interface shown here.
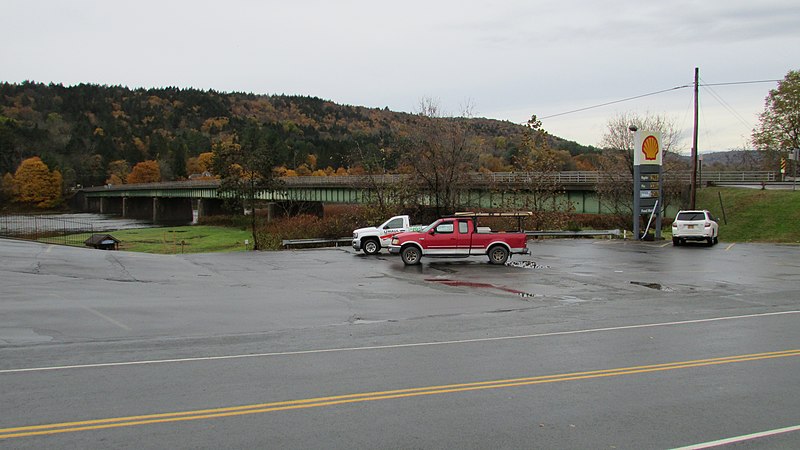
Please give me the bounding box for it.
[3,0,799,153]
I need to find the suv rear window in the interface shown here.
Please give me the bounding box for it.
[677,212,706,221]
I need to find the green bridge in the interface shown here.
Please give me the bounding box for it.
[76,171,777,224]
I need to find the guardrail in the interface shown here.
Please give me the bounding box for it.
[282,230,622,249]
[525,229,621,238]
[282,237,352,249]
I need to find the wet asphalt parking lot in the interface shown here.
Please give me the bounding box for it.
[1,237,798,449]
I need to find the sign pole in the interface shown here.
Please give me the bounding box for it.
[633,164,641,239]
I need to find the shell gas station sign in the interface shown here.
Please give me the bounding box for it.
[632,130,663,240]
[633,132,662,165]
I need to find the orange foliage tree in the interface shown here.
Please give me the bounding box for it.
[12,157,63,208]
[127,160,161,184]
[186,152,215,177]
[106,159,131,185]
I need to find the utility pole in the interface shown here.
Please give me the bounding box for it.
[690,67,699,210]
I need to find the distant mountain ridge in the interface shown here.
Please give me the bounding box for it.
[0,82,597,187]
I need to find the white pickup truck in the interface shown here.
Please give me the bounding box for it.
[352,215,425,255]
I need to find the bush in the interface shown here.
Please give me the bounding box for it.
[198,214,250,229]
[566,214,623,230]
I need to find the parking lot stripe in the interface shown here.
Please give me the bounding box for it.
[1,349,799,440]
[1,311,798,375]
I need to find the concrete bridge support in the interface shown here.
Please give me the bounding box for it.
[100,197,123,215]
[85,197,102,213]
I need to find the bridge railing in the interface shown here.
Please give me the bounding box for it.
[696,171,776,183]
[80,171,780,192]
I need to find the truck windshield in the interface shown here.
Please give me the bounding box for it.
[421,220,441,233]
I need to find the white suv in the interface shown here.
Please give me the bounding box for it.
[671,210,719,246]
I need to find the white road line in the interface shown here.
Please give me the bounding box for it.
[81,306,131,331]
[48,293,131,331]
[725,243,736,251]
[1,310,798,374]
[672,424,800,449]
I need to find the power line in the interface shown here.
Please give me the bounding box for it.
[538,78,781,121]
[700,79,780,87]
[700,78,752,130]
[539,85,691,119]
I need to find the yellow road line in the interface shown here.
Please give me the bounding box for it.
[725,243,736,251]
[2,349,799,440]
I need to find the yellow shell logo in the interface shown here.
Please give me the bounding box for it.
[642,135,659,161]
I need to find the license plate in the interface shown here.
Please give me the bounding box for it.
[687,225,695,229]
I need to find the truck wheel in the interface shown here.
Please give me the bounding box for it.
[488,245,509,265]
[401,246,421,265]
[363,238,380,255]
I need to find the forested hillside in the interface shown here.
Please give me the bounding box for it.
[0,82,596,188]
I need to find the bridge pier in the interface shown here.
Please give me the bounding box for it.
[85,197,102,213]
[100,197,123,215]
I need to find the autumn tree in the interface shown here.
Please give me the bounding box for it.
[186,151,216,177]
[398,97,479,216]
[505,116,573,230]
[349,140,414,221]
[211,123,280,250]
[752,70,800,169]
[11,157,63,208]
[127,160,161,184]
[106,159,130,185]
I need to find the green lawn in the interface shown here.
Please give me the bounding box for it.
[107,226,253,254]
[692,187,800,243]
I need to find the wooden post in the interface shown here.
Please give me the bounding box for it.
[690,67,699,209]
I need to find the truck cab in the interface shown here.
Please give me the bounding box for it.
[352,215,424,255]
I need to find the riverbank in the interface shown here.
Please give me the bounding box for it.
[83,226,253,254]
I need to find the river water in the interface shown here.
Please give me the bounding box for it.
[0,213,158,234]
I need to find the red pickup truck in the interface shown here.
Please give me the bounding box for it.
[388,212,530,265]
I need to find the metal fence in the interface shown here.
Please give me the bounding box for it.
[0,215,95,247]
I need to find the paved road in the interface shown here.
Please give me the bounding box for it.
[1,238,798,449]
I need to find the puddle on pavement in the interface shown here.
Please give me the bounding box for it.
[630,281,674,292]
[347,315,392,325]
[425,278,538,298]
[505,260,550,269]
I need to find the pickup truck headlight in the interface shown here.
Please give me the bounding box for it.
[353,232,358,239]
[391,237,399,245]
